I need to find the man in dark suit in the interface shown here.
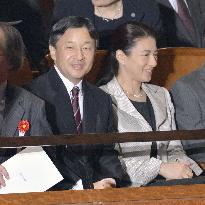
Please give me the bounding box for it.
[0,23,52,187]
[27,16,129,190]
[155,0,205,47]
[170,63,205,163]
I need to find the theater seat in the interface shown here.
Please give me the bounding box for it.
[151,47,205,90]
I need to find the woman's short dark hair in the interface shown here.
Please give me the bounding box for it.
[0,23,24,71]
[97,22,156,86]
[49,16,99,47]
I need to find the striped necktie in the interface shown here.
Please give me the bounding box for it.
[176,0,196,40]
[71,86,82,134]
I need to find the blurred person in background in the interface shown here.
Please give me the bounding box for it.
[155,0,205,47]
[52,0,164,49]
[0,0,47,69]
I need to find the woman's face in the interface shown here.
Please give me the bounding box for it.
[118,36,157,83]
[91,0,120,7]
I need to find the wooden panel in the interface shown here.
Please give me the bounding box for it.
[151,47,205,90]
[8,57,33,86]
[85,50,107,84]
[0,184,205,205]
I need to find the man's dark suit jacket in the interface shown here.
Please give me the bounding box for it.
[155,0,205,47]
[27,68,129,190]
[0,84,52,164]
[171,64,205,162]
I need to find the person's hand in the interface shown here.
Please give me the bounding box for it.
[0,165,9,188]
[159,161,193,180]
[93,178,116,189]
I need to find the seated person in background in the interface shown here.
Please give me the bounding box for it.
[52,0,164,49]
[0,0,47,69]
[23,0,54,42]
[98,22,203,187]
[155,0,205,47]
[26,16,130,190]
[0,22,52,187]
[170,63,205,163]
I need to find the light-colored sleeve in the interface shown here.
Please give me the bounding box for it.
[124,157,162,187]
[168,139,203,176]
[115,143,162,187]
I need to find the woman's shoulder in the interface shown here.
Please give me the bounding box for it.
[99,77,118,93]
[143,83,171,102]
[143,83,168,93]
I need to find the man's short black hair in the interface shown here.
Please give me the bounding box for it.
[49,16,98,47]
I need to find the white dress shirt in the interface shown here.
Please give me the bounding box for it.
[168,0,189,13]
[55,66,84,119]
[55,66,84,190]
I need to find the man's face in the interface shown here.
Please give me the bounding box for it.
[49,27,96,85]
[0,30,9,85]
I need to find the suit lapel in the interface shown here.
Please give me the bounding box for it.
[1,84,25,136]
[82,81,97,133]
[48,69,76,134]
[106,77,152,131]
[124,0,149,22]
[142,84,167,130]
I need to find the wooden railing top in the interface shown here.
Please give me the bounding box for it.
[1,129,205,148]
[158,47,205,56]
[1,184,205,205]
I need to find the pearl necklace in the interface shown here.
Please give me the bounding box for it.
[123,88,143,99]
[96,1,123,22]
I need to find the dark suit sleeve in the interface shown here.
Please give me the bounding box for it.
[171,80,205,130]
[107,96,117,133]
[170,78,205,162]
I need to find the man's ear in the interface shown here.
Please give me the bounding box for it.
[116,49,126,65]
[49,45,56,62]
